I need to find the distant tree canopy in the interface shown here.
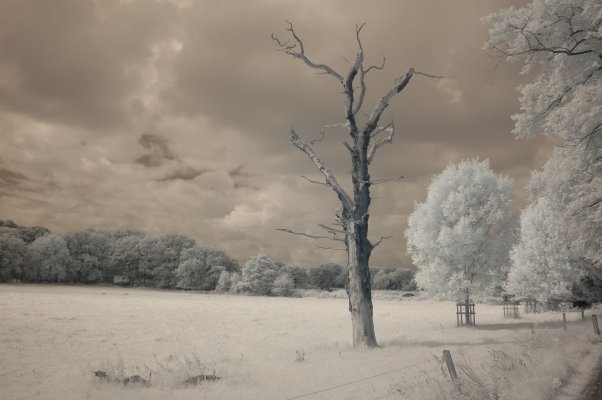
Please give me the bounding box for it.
[0,220,240,290]
[309,263,346,291]
[370,267,416,291]
[0,229,26,282]
[175,246,239,290]
[0,220,49,244]
[0,219,415,297]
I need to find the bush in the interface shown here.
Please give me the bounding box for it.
[215,271,231,292]
[309,263,344,291]
[370,267,416,290]
[239,255,280,295]
[280,265,310,288]
[271,273,295,297]
[229,272,241,293]
[175,246,231,290]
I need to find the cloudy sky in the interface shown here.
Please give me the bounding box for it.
[0,0,556,268]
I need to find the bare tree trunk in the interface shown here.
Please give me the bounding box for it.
[347,221,377,347]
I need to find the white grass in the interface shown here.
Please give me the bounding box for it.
[0,284,599,400]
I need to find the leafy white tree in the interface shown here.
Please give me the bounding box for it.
[513,146,601,300]
[239,255,280,295]
[484,0,601,145]
[405,159,516,301]
[507,196,575,301]
[25,234,70,283]
[485,0,602,298]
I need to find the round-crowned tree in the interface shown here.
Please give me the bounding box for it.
[405,159,516,301]
[239,255,280,295]
[507,196,574,302]
[24,234,70,282]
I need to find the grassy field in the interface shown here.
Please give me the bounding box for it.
[0,284,599,400]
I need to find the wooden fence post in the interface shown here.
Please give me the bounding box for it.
[593,315,600,336]
[563,312,567,332]
[442,350,457,381]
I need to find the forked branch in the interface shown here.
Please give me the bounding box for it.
[271,22,344,82]
[367,122,395,164]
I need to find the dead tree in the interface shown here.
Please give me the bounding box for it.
[273,22,441,348]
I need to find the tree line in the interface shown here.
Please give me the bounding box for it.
[0,220,415,295]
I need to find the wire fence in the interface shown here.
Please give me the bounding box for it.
[284,310,600,400]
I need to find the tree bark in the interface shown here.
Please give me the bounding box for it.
[346,219,377,347]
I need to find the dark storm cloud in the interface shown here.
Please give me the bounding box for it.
[0,166,27,188]
[136,133,179,167]
[0,0,547,267]
[159,167,210,181]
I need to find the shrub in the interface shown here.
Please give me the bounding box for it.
[271,273,295,297]
[280,265,310,288]
[176,246,231,290]
[215,271,231,292]
[239,255,280,295]
[309,263,344,291]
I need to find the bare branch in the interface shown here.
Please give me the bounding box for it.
[414,71,445,79]
[276,228,345,242]
[353,55,386,117]
[371,234,393,249]
[271,22,344,82]
[367,122,395,164]
[289,128,354,211]
[316,245,348,251]
[310,122,348,144]
[353,67,367,117]
[344,48,363,134]
[365,56,386,74]
[319,224,348,236]
[361,176,404,185]
[317,245,348,251]
[300,175,329,187]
